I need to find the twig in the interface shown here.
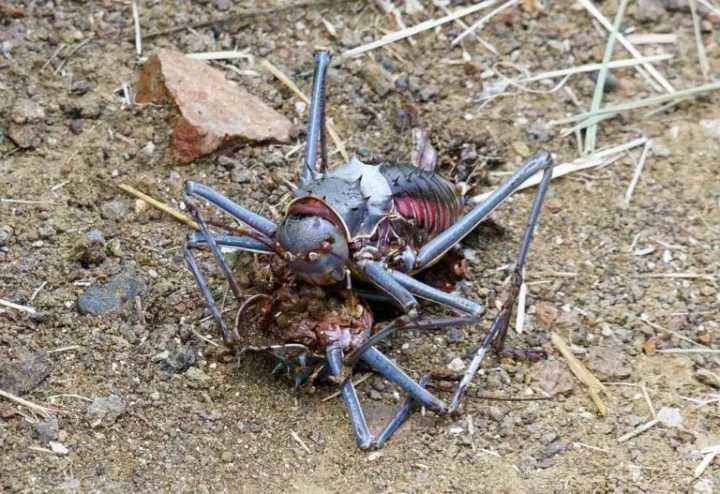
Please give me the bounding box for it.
[584,0,628,154]
[189,327,221,347]
[0,388,51,418]
[624,138,651,206]
[131,0,142,58]
[576,0,674,93]
[451,0,518,46]
[47,393,94,403]
[341,0,498,59]
[290,431,312,454]
[188,50,253,61]
[431,0,497,54]
[0,198,55,205]
[117,184,199,229]
[551,333,608,416]
[626,33,677,45]
[0,298,37,315]
[54,38,93,74]
[636,272,716,282]
[689,0,711,80]
[30,281,47,303]
[640,382,656,419]
[374,0,416,46]
[321,373,373,401]
[260,59,349,162]
[617,417,659,442]
[639,315,705,348]
[694,449,718,479]
[48,345,82,354]
[657,349,720,354]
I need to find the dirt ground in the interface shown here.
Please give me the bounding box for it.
[1,1,719,492]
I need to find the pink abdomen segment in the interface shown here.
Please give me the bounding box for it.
[380,163,463,240]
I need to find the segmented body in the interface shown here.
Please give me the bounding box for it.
[290,157,464,269]
[379,163,463,250]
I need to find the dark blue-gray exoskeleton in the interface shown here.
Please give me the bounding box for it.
[183,50,555,449]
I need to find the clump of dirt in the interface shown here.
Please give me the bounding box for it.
[1,1,719,493]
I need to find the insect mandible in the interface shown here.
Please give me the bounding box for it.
[182,50,555,449]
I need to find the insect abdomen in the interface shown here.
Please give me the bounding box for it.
[379,163,463,240]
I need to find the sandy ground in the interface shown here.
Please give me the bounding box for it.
[1,1,719,493]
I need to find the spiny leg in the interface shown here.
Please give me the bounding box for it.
[302,50,331,184]
[185,181,277,238]
[185,198,244,301]
[388,268,484,316]
[184,245,236,346]
[374,375,430,449]
[359,260,419,316]
[359,346,446,413]
[328,346,441,449]
[415,150,554,269]
[188,232,274,254]
[327,346,373,449]
[449,162,554,413]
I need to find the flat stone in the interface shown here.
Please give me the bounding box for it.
[34,417,59,443]
[136,49,293,164]
[100,199,130,220]
[6,122,40,149]
[530,360,575,396]
[633,0,667,22]
[87,394,126,427]
[587,346,632,380]
[10,98,45,124]
[0,350,50,395]
[77,270,145,315]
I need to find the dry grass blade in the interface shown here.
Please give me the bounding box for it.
[576,0,674,93]
[550,80,720,127]
[118,184,199,230]
[584,0,628,154]
[689,0,711,80]
[187,50,253,61]
[515,54,672,84]
[626,33,677,45]
[341,0,498,59]
[322,373,373,401]
[470,137,646,204]
[657,349,720,354]
[131,0,142,58]
[432,0,498,54]
[624,138,651,206]
[260,59,349,162]
[451,0,518,46]
[0,388,52,418]
[694,448,719,479]
[551,333,608,416]
[0,298,37,315]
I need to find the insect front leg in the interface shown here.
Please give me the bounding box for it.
[302,50,331,184]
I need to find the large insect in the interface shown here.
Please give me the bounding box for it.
[183,50,555,449]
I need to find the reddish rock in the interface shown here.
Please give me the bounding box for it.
[535,302,559,329]
[136,49,293,164]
